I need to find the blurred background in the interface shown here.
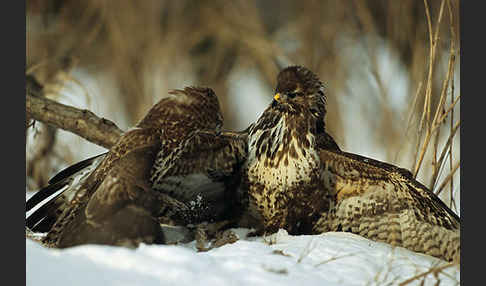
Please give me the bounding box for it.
[26,0,460,214]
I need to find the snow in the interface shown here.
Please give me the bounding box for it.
[26,229,459,286]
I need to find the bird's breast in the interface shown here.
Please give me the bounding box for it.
[246,125,320,191]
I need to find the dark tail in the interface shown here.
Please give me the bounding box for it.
[26,153,106,232]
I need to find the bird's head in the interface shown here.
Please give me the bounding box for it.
[248,66,329,159]
[272,65,326,119]
[137,86,223,132]
[178,86,224,131]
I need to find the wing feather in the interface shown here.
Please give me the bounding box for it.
[317,148,460,261]
[26,154,106,232]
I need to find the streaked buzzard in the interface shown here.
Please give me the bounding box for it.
[240,66,460,262]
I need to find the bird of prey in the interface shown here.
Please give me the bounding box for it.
[240,65,460,262]
[26,87,247,248]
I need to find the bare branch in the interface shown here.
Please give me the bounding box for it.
[26,76,123,149]
[413,0,448,178]
[447,0,457,210]
[398,262,458,286]
[435,161,459,196]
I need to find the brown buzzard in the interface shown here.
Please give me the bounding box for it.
[26,87,247,248]
[240,66,460,262]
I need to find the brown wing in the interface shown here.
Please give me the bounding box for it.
[319,149,460,224]
[158,130,247,178]
[27,125,162,238]
[316,130,412,177]
[315,148,460,261]
[41,128,163,247]
[51,146,163,248]
[150,129,247,223]
[26,153,106,232]
[94,127,161,176]
[84,145,157,222]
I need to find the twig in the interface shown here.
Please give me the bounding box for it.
[404,82,424,137]
[430,124,441,187]
[435,161,459,197]
[394,82,423,165]
[447,0,457,210]
[313,253,357,267]
[419,0,435,131]
[436,94,460,126]
[297,237,315,263]
[432,112,460,191]
[26,76,123,149]
[428,48,454,187]
[450,185,459,213]
[413,0,447,178]
[398,262,458,286]
[430,47,456,135]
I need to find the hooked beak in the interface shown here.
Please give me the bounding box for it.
[274,93,281,102]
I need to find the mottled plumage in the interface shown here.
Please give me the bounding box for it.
[241,66,460,262]
[26,87,247,248]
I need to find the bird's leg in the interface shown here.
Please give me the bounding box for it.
[246,215,278,237]
[210,229,239,248]
[195,222,210,252]
[204,219,233,237]
[194,220,239,251]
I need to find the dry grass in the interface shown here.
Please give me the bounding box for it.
[26,0,460,211]
[409,0,460,210]
[398,261,459,285]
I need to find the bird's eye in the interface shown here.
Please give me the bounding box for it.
[287,91,299,98]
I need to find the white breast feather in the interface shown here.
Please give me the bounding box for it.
[246,117,319,190]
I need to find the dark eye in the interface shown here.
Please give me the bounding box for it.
[287,91,299,98]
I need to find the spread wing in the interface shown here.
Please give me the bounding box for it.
[34,128,163,247]
[316,148,460,261]
[84,145,157,223]
[49,145,164,248]
[26,153,106,232]
[151,130,248,223]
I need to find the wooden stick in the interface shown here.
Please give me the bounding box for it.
[26,76,123,149]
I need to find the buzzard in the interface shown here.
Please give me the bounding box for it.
[26,87,247,248]
[240,66,460,262]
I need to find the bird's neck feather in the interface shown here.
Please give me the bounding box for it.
[250,109,319,167]
[247,109,321,190]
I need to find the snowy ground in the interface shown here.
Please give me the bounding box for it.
[26,228,459,286]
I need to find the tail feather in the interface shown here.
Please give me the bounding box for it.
[26,190,65,231]
[26,182,67,212]
[48,153,106,185]
[26,153,106,232]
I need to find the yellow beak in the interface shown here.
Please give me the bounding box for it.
[274,93,281,101]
